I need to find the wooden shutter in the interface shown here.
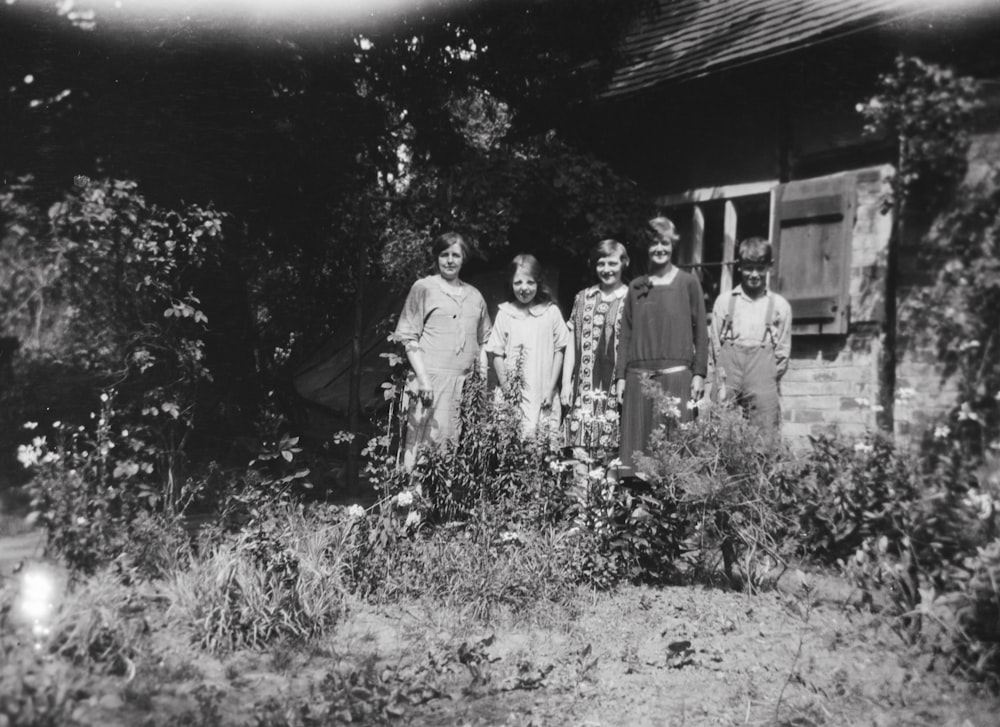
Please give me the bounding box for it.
[770,173,855,335]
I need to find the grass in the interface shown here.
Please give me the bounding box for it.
[3,521,1000,726]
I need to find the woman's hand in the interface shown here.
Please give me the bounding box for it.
[417,378,434,405]
[615,378,626,405]
[690,374,705,402]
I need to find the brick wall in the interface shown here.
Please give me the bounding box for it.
[775,163,966,448]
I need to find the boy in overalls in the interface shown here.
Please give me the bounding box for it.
[710,237,792,434]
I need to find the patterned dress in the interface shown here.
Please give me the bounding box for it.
[564,285,626,452]
[394,276,492,469]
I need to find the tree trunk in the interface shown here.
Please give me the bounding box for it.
[346,200,370,493]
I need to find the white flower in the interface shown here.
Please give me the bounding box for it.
[76,516,87,526]
[853,442,874,454]
[100,393,109,402]
[958,339,981,352]
[347,504,366,520]
[499,531,522,543]
[608,458,623,469]
[396,491,414,508]
[52,421,61,428]
[934,425,951,440]
[16,444,39,468]
[121,429,129,438]
[957,403,981,423]
[588,467,605,481]
[22,422,38,430]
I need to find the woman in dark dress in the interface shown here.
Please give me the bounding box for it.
[614,217,708,475]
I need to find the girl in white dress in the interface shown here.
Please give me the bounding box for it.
[486,254,570,438]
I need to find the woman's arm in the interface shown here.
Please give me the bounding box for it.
[490,352,507,386]
[689,275,709,399]
[395,281,433,403]
[615,286,635,404]
[544,348,565,409]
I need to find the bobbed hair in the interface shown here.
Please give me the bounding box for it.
[737,236,773,266]
[646,216,680,247]
[588,239,630,273]
[430,231,471,261]
[506,254,554,305]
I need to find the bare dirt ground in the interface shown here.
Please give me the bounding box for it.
[4,531,999,726]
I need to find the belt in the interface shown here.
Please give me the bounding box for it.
[655,365,689,375]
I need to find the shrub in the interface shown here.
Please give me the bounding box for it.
[780,430,918,565]
[162,504,347,653]
[570,385,792,591]
[0,649,90,727]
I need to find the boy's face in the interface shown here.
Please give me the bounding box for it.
[740,259,769,296]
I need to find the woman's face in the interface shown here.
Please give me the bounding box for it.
[648,237,673,269]
[512,269,538,306]
[437,242,465,281]
[595,252,625,288]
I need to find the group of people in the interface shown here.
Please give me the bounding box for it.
[393,218,792,475]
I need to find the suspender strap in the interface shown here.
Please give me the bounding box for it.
[722,288,778,348]
[720,290,737,341]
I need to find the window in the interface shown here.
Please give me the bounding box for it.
[656,173,855,334]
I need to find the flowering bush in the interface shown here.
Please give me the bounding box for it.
[780,430,917,565]
[567,386,792,591]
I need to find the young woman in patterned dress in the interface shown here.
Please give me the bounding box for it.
[562,239,630,455]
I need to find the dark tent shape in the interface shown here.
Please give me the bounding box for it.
[292,282,402,417]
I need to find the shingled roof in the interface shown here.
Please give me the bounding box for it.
[603,0,927,98]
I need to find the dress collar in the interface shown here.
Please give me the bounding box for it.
[498,300,552,319]
[586,284,627,301]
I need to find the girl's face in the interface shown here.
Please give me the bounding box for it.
[437,242,464,281]
[512,269,538,306]
[648,237,673,269]
[595,252,625,288]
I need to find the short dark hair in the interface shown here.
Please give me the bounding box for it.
[430,231,471,260]
[737,236,772,265]
[588,239,630,272]
[506,254,554,304]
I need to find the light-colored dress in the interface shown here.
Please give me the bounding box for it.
[394,276,491,469]
[564,285,626,452]
[485,301,570,436]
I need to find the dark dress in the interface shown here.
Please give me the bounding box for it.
[615,270,709,473]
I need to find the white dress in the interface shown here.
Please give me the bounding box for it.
[485,301,570,436]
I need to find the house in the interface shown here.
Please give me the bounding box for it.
[567,0,1000,443]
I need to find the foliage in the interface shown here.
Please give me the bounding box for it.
[566,386,792,591]
[21,405,203,574]
[0,649,89,727]
[162,504,348,653]
[46,568,151,676]
[779,430,918,565]
[410,368,564,524]
[858,54,981,214]
[3,174,228,513]
[903,178,1000,446]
